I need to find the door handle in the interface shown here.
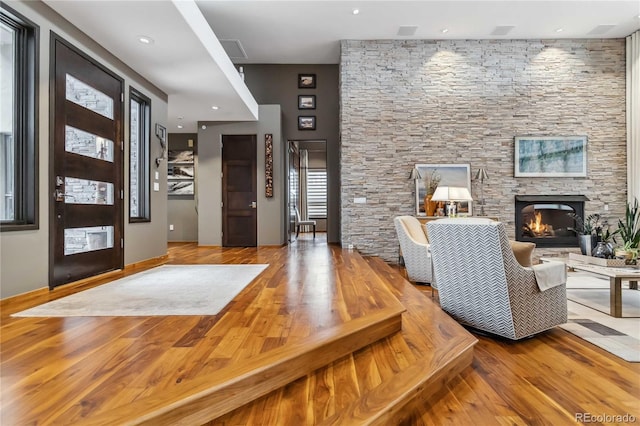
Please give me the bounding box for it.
[250,201,257,208]
[54,189,74,202]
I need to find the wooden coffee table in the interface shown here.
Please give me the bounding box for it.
[541,257,640,318]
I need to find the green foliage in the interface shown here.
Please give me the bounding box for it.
[617,198,640,249]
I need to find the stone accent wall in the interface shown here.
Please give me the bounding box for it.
[340,39,627,262]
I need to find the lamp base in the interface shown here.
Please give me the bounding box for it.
[446,201,457,217]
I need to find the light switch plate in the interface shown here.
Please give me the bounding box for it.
[153,182,160,192]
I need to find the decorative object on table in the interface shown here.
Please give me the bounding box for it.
[298,115,316,130]
[414,164,471,216]
[568,253,627,267]
[298,95,316,110]
[568,212,605,255]
[431,186,473,217]
[421,169,440,216]
[154,123,167,167]
[265,134,274,198]
[514,135,587,177]
[591,221,618,259]
[614,198,640,263]
[298,73,316,89]
[473,167,489,216]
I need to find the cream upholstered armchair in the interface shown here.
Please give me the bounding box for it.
[426,218,567,340]
[394,216,433,285]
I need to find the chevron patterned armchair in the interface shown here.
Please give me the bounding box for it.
[394,216,433,285]
[427,218,567,340]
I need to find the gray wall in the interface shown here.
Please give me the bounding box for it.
[0,0,168,298]
[340,39,627,262]
[242,64,340,243]
[167,133,198,242]
[198,105,284,246]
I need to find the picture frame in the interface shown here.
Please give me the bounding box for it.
[167,150,194,164]
[514,135,587,177]
[298,74,316,89]
[168,180,194,196]
[155,123,166,143]
[298,116,316,130]
[168,164,194,180]
[298,95,316,110]
[415,164,472,217]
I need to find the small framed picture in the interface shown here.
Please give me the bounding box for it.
[155,123,166,143]
[298,74,316,89]
[298,95,316,110]
[298,116,316,130]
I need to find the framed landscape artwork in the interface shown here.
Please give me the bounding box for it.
[298,116,316,130]
[415,164,472,216]
[167,149,195,198]
[514,135,587,177]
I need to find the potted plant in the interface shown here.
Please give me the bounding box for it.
[568,212,602,255]
[592,221,618,259]
[615,199,640,263]
[422,171,440,216]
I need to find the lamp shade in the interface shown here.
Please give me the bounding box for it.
[474,167,489,182]
[431,186,473,201]
[408,167,422,180]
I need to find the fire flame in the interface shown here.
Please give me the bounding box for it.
[527,211,555,237]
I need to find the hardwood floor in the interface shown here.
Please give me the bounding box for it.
[1,235,639,425]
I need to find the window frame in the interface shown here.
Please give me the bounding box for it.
[0,5,39,232]
[128,87,151,222]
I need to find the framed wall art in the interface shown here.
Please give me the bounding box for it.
[298,95,316,110]
[298,73,316,89]
[514,135,587,177]
[298,116,316,130]
[415,164,472,216]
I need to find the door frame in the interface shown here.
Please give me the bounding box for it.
[48,33,125,288]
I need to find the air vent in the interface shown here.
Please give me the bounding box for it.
[491,26,515,36]
[397,25,418,36]
[587,25,616,35]
[219,39,248,59]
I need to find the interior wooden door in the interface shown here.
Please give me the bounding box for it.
[50,37,123,288]
[222,135,257,247]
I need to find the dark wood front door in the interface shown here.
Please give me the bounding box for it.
[222,135,257,247]
[50,37,124,288]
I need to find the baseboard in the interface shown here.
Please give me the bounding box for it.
[125,254,169,271]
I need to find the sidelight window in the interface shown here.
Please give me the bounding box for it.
[129,88,151,221]
[0,6,38,231]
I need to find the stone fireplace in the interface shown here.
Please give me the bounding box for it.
[514,195,589,248]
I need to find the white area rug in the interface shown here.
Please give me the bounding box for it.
[12,264,268,317]
[560,272,640,362]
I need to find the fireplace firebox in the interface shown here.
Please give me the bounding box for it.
[515,195,589,248]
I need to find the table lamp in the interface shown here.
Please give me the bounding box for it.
[431,186,473,217]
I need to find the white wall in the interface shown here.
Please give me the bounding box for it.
[198,105,284,246]
[0,0,168,298]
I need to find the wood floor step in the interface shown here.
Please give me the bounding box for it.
[81,307,405,425]
[211,255,477,425]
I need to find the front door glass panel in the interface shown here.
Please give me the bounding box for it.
[65,125,114,162]
[64,177,114,205]
[64,226,114,255]
[65,73,114,119]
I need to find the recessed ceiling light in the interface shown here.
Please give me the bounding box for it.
[352,9,360,15]
[441,29,449,34]
[137,35,154,45]
[211,106,219,110]
[555,28,564,33]
[177,125,183,129]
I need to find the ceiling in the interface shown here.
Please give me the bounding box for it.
[43,1,640,133]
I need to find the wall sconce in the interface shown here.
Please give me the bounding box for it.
[474,167,489,216]
[408,167,422,181]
